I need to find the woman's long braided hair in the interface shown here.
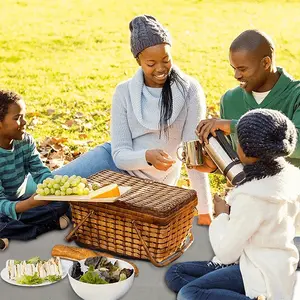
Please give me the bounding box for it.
[159,68,187,138]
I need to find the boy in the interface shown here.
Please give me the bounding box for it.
[0,90,70,251]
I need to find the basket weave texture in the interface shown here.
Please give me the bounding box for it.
[69,170,197,263]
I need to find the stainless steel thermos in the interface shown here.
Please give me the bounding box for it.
[204,130,245,185]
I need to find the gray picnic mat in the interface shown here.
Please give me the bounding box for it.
[0,217,299,300]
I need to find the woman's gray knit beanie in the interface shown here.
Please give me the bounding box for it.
[129,15,171,58]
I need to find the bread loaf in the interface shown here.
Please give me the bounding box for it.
[51,244,113,260]
[51,244,139,276]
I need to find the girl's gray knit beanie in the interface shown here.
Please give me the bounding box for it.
[237,108,297,159]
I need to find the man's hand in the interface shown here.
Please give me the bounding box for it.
[146,149,176,171]
[213,194,230,217]
[196,118,232,144]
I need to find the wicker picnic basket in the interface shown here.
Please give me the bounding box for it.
[65,170,197,267]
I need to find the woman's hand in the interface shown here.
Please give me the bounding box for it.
[190,148,218,173]
[196,118,232,144]
[146,149,176,171]
[213,194,230,217]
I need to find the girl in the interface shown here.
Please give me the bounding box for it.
[165,108,300,300]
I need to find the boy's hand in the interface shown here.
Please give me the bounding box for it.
[27,195,50,208]
[146,149,176,171]
[213,194,230,217]
[15,194,50,213]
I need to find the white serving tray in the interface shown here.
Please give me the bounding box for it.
[34,186,131,203]
[1,259,72,287]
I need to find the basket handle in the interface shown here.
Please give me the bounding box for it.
[65,210,94,242]
[132,221,194,267]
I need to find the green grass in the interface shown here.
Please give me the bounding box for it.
[1,0,300,191]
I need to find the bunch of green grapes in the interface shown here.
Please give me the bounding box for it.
[36,175,91,196]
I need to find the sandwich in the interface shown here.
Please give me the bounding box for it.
[6,257,63,282]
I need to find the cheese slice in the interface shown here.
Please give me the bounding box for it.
[89,183,120,199]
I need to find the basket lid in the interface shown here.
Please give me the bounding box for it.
[88,170,197,218]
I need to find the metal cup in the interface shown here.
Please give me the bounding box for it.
[177,140,203,167]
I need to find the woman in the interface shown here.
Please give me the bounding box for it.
[49,15,212,225]
[165,109,300,300]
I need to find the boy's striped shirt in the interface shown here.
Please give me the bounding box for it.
[0,133,52,219]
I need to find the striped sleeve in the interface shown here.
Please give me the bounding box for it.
[0,179,18,219]
[26,135,53,184]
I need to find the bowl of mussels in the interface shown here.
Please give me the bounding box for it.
[68,256,135,300]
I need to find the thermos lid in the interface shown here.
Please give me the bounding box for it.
[232,172,246,185]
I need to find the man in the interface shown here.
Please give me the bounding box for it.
[197,29,300,168]
[196,29,300,267]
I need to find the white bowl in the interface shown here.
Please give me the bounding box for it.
[68,257,135,300]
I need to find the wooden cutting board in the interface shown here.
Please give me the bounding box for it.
[34,186,131,202]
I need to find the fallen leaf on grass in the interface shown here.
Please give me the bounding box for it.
[27,117,40,129]
[79,133,88,139]
[47,108,56,115]
[49,158,65,169]
[37,136,88,170]
[40,137,69,147]
[83,122,93,130]
[71,140,89,146]
[74,112,84,118]
[65,120,75,127]
[26,112,41,118]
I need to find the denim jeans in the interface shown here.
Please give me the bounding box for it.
[25,142,127,194]
[0,201,69,241]
[165,261,254,300]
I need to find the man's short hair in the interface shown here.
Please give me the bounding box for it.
[230,29,275,59]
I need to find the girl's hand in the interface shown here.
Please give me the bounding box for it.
[146,149,176,171]
[213,194,230,217]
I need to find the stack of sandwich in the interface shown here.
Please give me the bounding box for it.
[6,257,63,280]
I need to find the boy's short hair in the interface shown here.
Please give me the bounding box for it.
[0,90,22,121]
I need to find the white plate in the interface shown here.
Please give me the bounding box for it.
[34,186,131,203]
[0,259,73,287]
